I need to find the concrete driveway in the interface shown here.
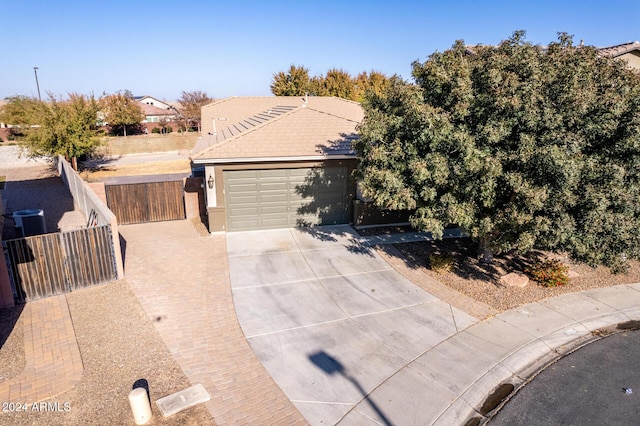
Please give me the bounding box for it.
[226,225,478,425]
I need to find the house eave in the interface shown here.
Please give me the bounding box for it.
[191,154,356,165]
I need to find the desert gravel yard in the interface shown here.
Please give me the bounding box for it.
[391,237,640,312]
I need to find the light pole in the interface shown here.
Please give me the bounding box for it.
[33,67,41,101]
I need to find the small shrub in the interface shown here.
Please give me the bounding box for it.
[525,258,569,287]
[151,127,161,134]
[428,253,455,274]
[166,126,173,134]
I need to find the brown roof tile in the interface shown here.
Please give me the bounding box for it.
[194,97,363,162]
[598,41,640,58]
[139,103,175,117]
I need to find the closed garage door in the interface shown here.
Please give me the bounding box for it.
[224,167,350,231]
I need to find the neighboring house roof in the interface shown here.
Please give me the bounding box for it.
[139,103,176,117]
[598,41,640,58]
[193,96,363,163]
[465,40,640,59]
[134,95,172,107]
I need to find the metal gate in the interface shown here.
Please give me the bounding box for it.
[105,181,186,225]
[4,225,118,303]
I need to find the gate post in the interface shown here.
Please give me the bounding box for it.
[0,241,15,308]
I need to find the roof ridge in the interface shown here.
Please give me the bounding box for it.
[304,106,361,124]
[202,96,305,109]
[598,41,640,49]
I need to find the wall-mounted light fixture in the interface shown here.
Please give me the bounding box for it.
[207,175,214,189]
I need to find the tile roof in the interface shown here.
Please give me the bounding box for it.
[193,96,363,162]
[207,104,298,143]
[139,103,175,117]
[597,41,640,58]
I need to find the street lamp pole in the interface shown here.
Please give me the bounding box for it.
[33,67,41,101]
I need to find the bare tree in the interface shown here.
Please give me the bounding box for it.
[178,91,213,132]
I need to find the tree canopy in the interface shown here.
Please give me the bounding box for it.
[270,65,311,96]
[177,90,212,132]
[0,94,101,169]
[101,92,145,136]
[270,66,390,102]
[354,32,640,271]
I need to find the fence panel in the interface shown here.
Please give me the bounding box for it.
[105,184,149,225]
[5,233,67,302]
[105,181,185,225]
[62,226,117,291]
[4,225,117,303]
[147,181,186,222]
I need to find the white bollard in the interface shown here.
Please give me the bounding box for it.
[128,387,152,425]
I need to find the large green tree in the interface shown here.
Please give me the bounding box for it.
[0,94,101,169]
[354,71,391,102]
[270,66,390,101]
[270,65,311,96]
[101,92,144,136]
[354,32,640,270]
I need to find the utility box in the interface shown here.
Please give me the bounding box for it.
[13,209,46,237]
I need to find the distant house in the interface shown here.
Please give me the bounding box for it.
[133,96,173,110]
[598,41,640,70]
[133,96,179,124]
[139,103,177,124]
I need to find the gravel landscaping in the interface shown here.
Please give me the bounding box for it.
[392,237,640,312]
[0,306,24,382]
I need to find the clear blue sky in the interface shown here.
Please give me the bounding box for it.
[2,0,639,101]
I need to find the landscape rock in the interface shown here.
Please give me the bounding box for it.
[567,270,580,279]
[500,272,529,288]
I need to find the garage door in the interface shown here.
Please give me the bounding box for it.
[224,167,350,231]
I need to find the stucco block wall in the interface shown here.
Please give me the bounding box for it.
[184,177,205,219]
[0,197,15,308]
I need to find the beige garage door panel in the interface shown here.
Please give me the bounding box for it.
[224,167,349,231]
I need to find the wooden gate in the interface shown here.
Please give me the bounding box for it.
[4,225,118,303]
[105,181,186,225]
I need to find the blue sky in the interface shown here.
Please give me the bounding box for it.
[2,0,639,101]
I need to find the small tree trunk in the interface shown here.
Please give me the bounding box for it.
[477,237,494,264]
[123,124,127,137]
[71,156,78,171]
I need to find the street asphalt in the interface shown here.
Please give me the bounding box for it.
[490,329,640,425]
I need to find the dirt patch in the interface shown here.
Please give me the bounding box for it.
[393,238,640,312]
[96,134,199,156]
[79,160,191,181]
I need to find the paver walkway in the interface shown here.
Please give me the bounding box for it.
[0,295,83,403]
[119,220,307,425]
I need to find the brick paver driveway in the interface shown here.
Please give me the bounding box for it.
[119,220,306,425]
